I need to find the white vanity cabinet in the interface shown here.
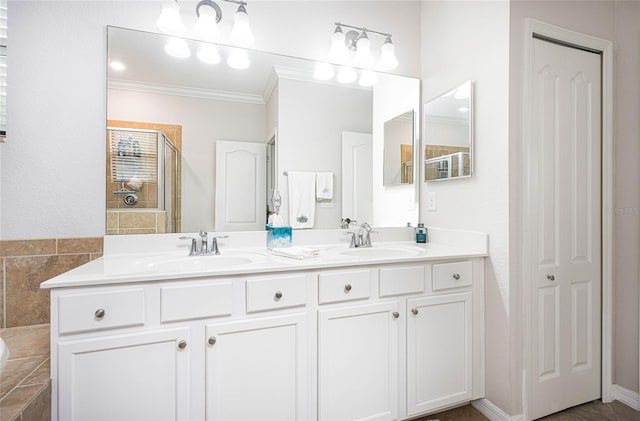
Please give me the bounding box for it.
[316,259,483,421]
[318,302,399,421]
[57,327,192,421]
[48,255,484,421]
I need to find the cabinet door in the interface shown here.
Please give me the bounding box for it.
[318,302,399,421]
[407,292,472,415]
[205,314,309,421]
[58,327,191,421]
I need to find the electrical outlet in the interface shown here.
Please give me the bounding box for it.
[427,191,437,211]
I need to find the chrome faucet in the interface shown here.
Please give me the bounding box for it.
[180,231,229,256]
[344,222,376,248]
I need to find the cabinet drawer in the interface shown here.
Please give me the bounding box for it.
[161,281,233,322]
[379,265,425,297]
[58,289,145,334]
[432,261,472,291]
[318,269,372,304]
[246,274,307,313]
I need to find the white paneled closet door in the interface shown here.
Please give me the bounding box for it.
[529,37,602,420]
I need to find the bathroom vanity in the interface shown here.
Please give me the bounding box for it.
[42,230,486,421]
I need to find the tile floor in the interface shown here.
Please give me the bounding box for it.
[422,400,640,421]
[0,324,51,421]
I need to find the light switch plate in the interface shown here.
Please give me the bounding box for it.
[427,192,437,211]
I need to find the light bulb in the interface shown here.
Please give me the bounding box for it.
[328,27,348,64]
[337,66,357,84]
[353,33,374,68]
[197,43,221,64]
[230,5,255,47]
[359,69,378,87]
[165,37,191,59]
[194,6,220,41]
[378,37,399,71]
[314,62,334,80]
[227,48,250,70]
[156,1,185,36]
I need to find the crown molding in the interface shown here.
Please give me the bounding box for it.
[108,79,265,105]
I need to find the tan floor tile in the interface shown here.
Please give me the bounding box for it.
[0,356,46,400]
[0,383,44,421]
[0,326,49,360]
[19,382,50,421]
[20,359,49,387]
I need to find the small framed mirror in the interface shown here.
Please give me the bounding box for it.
[383,110,415,186]
[424,80,473,181]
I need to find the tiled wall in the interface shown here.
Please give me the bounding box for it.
[106,210,167,235]
[0,238,103,328]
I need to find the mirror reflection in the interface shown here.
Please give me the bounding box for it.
[424,80,473,182]
[383,110,414,186]
[106,26,419,234]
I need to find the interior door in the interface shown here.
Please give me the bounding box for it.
[529,37,602,419]
[341,132,373,224]
[215,140,266,231]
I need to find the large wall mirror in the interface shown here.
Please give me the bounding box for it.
[106,26,420,235]
[424,80,473,182]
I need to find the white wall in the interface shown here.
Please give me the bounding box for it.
[277,78,372,229]
[107,89,267,232]
[373,73,420,227]
[1,0,421,240]
[420,0,512,413]
[612,0,640,394]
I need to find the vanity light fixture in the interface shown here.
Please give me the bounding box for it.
[358,69,378,87]
[156,0,254,45]
[336,66,357,84]
[227,48,250,70]
[197,43,221,64]
[327,22,398,71]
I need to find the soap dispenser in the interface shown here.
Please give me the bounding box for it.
[415,223,428,243]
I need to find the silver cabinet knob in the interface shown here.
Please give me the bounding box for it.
[392,312,400,319]
[274,291,283,300]
[208,337,217,346]
[411,308,419,315]
[344,284,352,292]
[453,273,461,280]
[95,309,105,319]
[547,275,556,281]
[178,340,187,350]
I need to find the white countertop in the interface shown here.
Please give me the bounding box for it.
[41,240,487,289]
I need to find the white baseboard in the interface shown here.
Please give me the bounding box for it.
[471,398,524,421]
[611,384,640,411]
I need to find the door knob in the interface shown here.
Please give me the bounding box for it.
[547,275,556,281]
[208,337,217,346]
[177,340,187,350]
[344,284,352,292]
[392,312,400,319]
[453,273,461,280]
[274,291,283,300]
[94,309,105,319]
[411,308,419,315]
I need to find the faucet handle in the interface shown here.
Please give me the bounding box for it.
[344,231,357,248]
[179,237,198,256]
[209,235,229,255]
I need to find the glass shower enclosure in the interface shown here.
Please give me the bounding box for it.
[107,127,179,233]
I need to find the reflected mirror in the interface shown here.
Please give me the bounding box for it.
[383,110,414,186]
[424,80,473,181]
[106,26,420,234]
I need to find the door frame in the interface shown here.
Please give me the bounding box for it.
[521,19,613,420]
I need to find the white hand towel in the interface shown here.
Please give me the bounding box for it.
[287,171,316,229]
[316,172,334,200]
[272,246,320,260]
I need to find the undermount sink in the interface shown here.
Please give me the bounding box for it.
[137,252,265,273]
[335,246,425,258]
